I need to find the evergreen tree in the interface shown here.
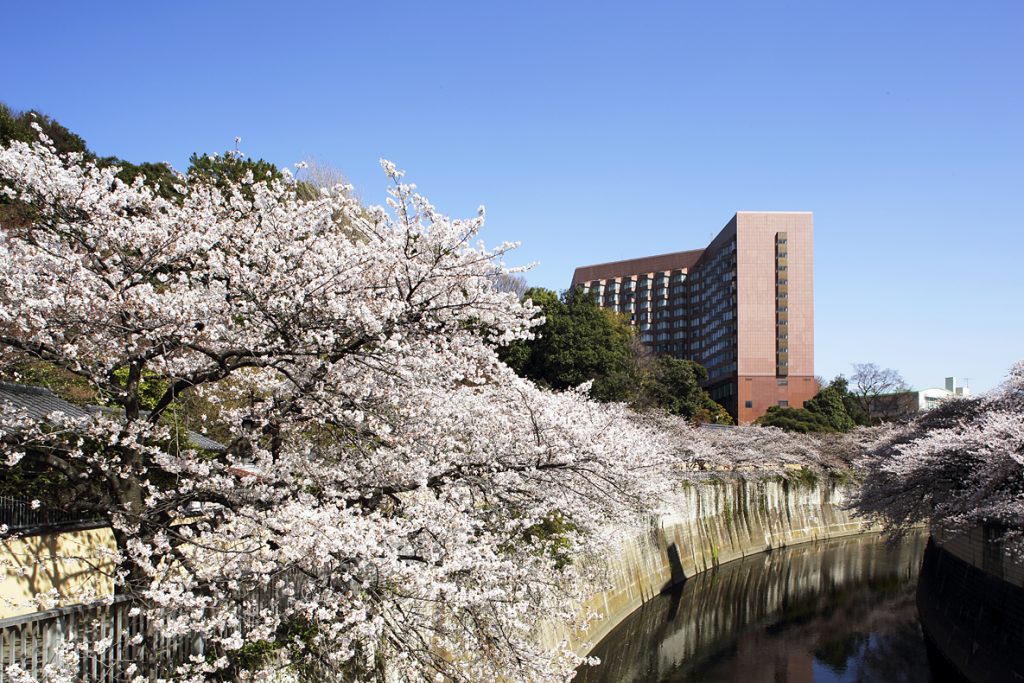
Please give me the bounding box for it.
[501,287,637,402]
[757,377,861,433]
[187,150,284,191]
[802,378,857,432]
[635,356,732,424]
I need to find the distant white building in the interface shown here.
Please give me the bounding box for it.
[869,376,970,421]
[917,377,971,410]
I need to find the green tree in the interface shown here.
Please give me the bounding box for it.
[97,156,181,201]
[756,376,861,433]
[1,102,181,203]
[756,405,836,433]
[0,103,88,155]
[1,103,92,228]
[634,356,732,424]
[501,289,731,422]
[500,287,637,402]
[802,378,857,432]
[187,150,284,193]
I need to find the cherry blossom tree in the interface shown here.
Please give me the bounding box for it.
[852,362,1024,556]
[0,130,680,682]
[651,413,881,476]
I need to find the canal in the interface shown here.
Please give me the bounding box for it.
[575,532,948,683]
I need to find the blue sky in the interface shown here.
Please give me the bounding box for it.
[3,1,1021,392]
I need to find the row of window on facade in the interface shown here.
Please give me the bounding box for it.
[744,399,789,409]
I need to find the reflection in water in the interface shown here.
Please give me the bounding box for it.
[577,533,935,683]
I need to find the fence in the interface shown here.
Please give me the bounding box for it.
[0,571,315,682]
[0,497,104,535]
[0,597,204,683]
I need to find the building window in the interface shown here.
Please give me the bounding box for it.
[745,400,753,408]
[778,400,789,407]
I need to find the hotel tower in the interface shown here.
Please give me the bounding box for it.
[571,212,814,424]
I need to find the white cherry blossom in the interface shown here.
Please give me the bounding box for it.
[0,136,682,681]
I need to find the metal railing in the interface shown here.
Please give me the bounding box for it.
[0,597,202,683]
[0,571,315,681]
[0,497,105,535]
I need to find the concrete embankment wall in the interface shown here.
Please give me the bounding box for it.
[541,476,876,655]
[918,528,1024,682]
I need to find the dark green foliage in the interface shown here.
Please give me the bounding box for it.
[802,379,856,432]
[0,103,88,155]
[95,156,182,202]
[521,511,579,570]
[0,458,72,502]
[756,405,837,433]
[187,151,283,194]
[111,366,169,411]
[2,102,282,208]
[1,102,182,206]
[209,617,335,680]
[500,287,731,421]
[757,376,862,433]
[787,466,820,488]
[635,356,733,424]
[1,103,91,228]
[225,639,278,673]
[501,287,637,402]
[846,400,871,427]
[814,375,871,426]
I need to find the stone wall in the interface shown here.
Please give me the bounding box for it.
[540,475,876,655]
[918,528,1024,682]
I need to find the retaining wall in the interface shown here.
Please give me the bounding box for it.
[540,476,876,655]
[918,528,1024,682]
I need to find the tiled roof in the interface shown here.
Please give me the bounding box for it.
[0,382,94,426]
[0,382,224,451]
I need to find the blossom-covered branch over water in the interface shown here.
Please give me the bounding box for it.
[853,362,1024,556]
[0,132,690,681]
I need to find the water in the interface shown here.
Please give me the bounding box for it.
[575,533,942,683]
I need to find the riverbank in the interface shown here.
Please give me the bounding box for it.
[540,475,878,656]
[578,532,928,682]
[918,527,1024,682]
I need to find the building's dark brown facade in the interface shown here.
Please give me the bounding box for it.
[570,212,814,424]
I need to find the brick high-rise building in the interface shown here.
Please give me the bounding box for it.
[571,212,814,424]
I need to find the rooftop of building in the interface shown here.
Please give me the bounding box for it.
[571,248,706,284]
[0,381,225,452]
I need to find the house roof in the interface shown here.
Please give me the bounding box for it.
[0,382,225,452]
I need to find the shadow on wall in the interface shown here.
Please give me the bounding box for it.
[664,542,685,591]
[1,527,117,618]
